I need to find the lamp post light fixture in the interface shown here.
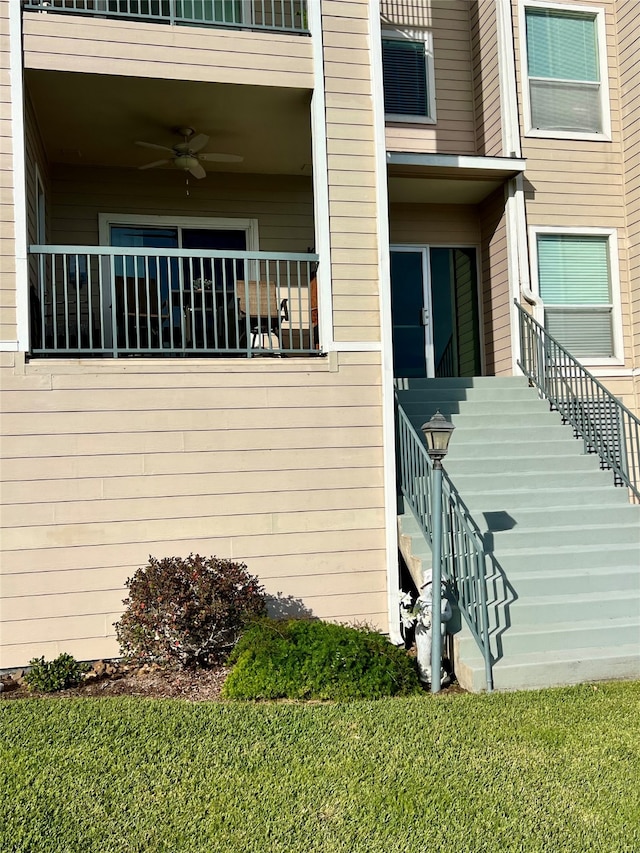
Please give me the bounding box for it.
[421,410,455,694]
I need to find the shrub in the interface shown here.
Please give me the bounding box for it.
[222,618,422,701]
[114,554,267,669]
[24,653,90,693]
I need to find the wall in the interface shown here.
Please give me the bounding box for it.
[617,0,640,410]
[512,0,634,389]
[470,0,504,157]
[0,0,392,668]
[22,11,313,89]
[479,186,511,375]
[381,0,476,156]
[0,0,16,343]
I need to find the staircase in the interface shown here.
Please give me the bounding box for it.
[396,376,640,692]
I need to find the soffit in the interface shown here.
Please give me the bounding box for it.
[25,69,313,176]
[387,153,526,204]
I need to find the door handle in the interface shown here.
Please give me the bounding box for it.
[421,308,429,326]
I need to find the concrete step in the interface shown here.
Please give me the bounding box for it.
[446,453,600,476]
[456,616,639,657]
[487,522,639,550]
[396,386,538,403]
[489,543,640,574]
[398,398,548,416]
[396,376,526,390]
[456,639,640,692]
[461,485,628,511]
[450,468,617,494]
[501,590,640,626]
[474,503,639,530]
[497,565,640,597]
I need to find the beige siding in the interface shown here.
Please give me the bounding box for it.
[513,0,634,369]
[479,186,511,375]
[1,352,389,668]
[618,0,640,407]
[389,203,480,246]
[470,0,503,157]
[48,165,314,253]
[0,0,16,341]
[22,12,313,89]
[382,0,476,156]
[323,0,381,342]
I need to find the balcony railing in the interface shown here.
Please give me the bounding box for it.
[22,1,309,34]
[29,246,319,358]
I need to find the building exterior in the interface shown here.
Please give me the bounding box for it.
[1,0,638,674]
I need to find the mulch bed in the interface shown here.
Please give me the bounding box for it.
[0,661,230,702]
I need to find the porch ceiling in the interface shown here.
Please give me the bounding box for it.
[25,70,313,177]
[387,153,526,205]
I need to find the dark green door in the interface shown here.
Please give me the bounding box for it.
[391,247,481,379]
[390,249,433,378]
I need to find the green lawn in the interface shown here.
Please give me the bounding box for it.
[2,682,639,853]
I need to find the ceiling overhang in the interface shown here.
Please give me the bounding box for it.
[387,152,527,205]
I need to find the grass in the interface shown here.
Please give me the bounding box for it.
[1,682,639,852]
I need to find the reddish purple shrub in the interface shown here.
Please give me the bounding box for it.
[114,554,266,669]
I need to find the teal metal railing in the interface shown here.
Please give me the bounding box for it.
[22,0,309,34]
[29,245,319,358]
[516,302,639,502]
[396,400,493,691]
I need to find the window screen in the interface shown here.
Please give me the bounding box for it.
[382,38,430,118]
[537,234,613,358]
[525,8,602,133]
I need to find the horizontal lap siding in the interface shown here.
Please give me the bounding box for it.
[323,0,381,343]
[0,0,16,341]
[389,203,480,246]
[22,13,313,88]
[513,0,633,368]
[471,0,503,157]
[479,186,511,375]
[618,0,640,409]
[383,0,476,156]
[49,166,314,252]
[0,354,388,667]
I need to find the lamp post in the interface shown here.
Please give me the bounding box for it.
[421,410,455,694]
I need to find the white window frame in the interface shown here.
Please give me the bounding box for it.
[98,214,259,251]
[529,225,623,365]
[519,1,611,141]
[381,27,436,125]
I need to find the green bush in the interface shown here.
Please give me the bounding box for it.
[114,554,267,669]
[222,618,422,701]
[24,653,90,693]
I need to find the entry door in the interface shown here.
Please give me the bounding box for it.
[390,248,434,378]
[391,246,481,379]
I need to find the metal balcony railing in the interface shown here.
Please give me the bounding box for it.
[516,301,640,502]
[396,400,493,691]
[22,1,309,34]
[29,245,319,358]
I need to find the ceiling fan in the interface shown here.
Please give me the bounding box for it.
[135,126,243,179]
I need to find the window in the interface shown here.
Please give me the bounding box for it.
[523,3,609,137]
[532,229,621,361]
[382,28,435,122]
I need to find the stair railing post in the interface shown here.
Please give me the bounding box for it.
[421,410,456,695]
[430,458,444,694]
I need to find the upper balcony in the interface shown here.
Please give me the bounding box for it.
[22,0,310,34]
[21,0,313,88]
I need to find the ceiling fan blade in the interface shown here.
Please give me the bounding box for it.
[139,159,170,170]
[135,141,175,153]
[188,133,210,153]
[189,161,207,179]
[199,152,244,163]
